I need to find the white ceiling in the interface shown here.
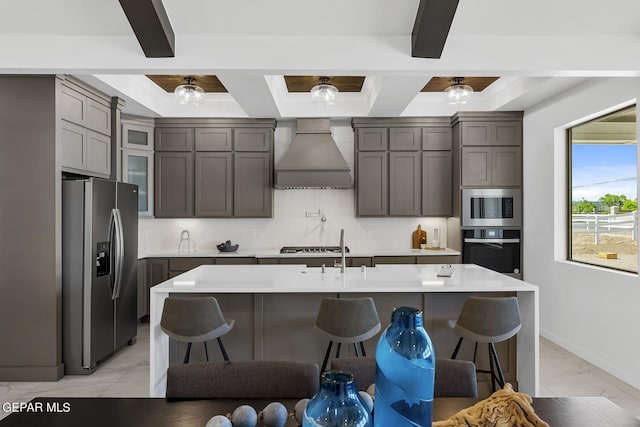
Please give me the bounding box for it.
[1,0,639,118]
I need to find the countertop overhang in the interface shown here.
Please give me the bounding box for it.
[151,263,535,294]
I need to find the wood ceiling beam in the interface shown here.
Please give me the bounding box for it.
[118,0,175,58]
[411,0,459,59]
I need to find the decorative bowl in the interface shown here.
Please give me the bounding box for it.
[217,243,239,252]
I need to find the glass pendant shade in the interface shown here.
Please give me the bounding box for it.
[174,77,204,105]
[310,77,339,106]
[444,78,473,105]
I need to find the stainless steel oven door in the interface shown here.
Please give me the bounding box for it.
[462,229,521,279]
[462,188,522,227]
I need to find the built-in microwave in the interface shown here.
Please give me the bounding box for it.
[462,188,522,227]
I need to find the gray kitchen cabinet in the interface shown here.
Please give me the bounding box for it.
[121,116,155,217]
[373,256,416,265]
[390,127,421,151]
[423,127,452,150]
[155,152,194,217]
[389,151,421,216]
[153,119,275,218]
[137,259,147,320]
[59,121,111,177]
[357,128,388,151]
[168,257,212,273]
[195,128,232,151]
[492,146,522,186]
[59,83,111,136]
[461,121,522,146]
[195,152,232,217]
[234,128,272,151]
[357,151,388,216]
[155,127,194,151]
[214,257,258,265]
[416,254,462,264]
[234,152,272,217]
[461,146,521,187]
[422,151,452,216]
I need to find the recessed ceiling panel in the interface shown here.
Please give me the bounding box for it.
[146,75,227,93]
[284,76,366,93]
[422,77,499,92]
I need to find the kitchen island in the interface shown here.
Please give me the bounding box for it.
[149,263,539,397]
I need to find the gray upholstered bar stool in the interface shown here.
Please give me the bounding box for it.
[314,297,381,373]
[160,296,234,363]
[449,296,521,392]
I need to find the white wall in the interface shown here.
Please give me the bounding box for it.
[139,119,448,256]
[523,77,640,388]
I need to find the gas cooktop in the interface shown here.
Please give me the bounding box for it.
[279,246,350,254]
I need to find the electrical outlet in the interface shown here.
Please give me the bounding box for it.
[249,227,257,238]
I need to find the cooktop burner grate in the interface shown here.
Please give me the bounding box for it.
[279,246,350,254]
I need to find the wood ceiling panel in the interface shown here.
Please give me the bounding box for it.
[284,76,365,92]
[422,77,499,92]
[146,75,227,93]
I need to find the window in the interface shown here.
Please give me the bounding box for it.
[568,106,637,273]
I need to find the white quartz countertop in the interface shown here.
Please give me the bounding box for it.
[143,248,461,258]
[151,263,536,294]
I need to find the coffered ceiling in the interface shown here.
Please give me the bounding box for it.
[1,0,639,118]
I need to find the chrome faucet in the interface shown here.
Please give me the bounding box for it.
[334,228,346,273]
[178,230,195,253]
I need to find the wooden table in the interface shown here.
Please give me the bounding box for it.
[1,397,639,426]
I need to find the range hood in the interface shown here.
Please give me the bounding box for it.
[274,119,353,189]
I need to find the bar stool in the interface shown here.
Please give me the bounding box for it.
[160,296,234,363]
[315,297,381,373]
[449,296,521,392]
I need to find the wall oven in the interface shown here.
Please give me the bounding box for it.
[462,189,522,228]
[462,228,521,279]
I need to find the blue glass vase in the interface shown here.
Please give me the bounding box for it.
[374,306,435,427]
[303,371,372,427]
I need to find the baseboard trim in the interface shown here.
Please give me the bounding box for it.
[0,364,64,381]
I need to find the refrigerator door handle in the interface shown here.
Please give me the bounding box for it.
[108,208,118,300]
[113,208,125,299]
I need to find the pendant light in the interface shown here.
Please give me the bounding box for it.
[444,77,473,105]
[310,77,339,106]
[174,77,204,105]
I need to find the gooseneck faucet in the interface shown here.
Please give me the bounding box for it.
[339,228,346,273]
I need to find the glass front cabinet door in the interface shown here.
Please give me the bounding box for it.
[121,117,154,216]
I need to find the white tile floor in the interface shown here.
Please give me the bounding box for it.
[1,323,640,421]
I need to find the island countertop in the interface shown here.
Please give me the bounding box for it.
[152,263,535,294]
[149,264,539,398]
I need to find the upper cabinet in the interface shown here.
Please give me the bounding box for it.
[154,119,276,218]
[58,76,115,178]
[121,116,154,216]
[454,112,523,188]
[353,118,453,217]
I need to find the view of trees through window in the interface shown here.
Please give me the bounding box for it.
[569,105,637,272]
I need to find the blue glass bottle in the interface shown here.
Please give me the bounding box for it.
[303,371,372,427]
[374,306,435,427]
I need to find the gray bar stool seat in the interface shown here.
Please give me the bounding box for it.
[160,296,234,363]
[449,296,521,392]
[314,297,381,373]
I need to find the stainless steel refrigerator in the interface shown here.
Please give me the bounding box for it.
[62,178,138,375]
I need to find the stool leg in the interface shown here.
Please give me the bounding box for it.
[321,341,333,372]
[203,341,209,361]
[183,342,192,364]
[360,342,367,357]
[353,343,359,357]
[217,337,230,361]
[488,344,496,392]
[489,342,506,388]
[335,342,342,359]
[451,337,463,359]
[472,342,478,364]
